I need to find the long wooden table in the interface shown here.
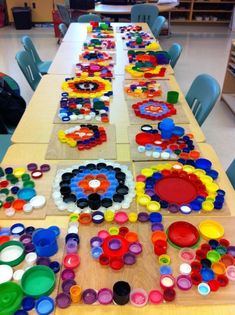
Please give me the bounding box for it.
[2,22,235,315]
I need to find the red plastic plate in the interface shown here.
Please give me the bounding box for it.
[168,221,199,248]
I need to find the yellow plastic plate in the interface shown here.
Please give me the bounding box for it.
[198,220,224,240]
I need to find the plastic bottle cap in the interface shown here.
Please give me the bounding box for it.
[130,288,148,307]
[176,275,192,290]
[97,288,113,305]
[179,263,192,275]
[13,269,24,281]
[63,253,80,269]
[25,252,37,265]
[226,265,235,281]
[56,293,71,309]
[61,268,75,281]
[0,264,13,283]
[148,290,163,304]
[109,226,119,235]
[179,248,196,263]
[22,296,35,311]
[198,282,210,295]
[30,195,46,209]
[35,296,54,315]
[10,223,25,235]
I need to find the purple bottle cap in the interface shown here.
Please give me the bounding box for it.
[36,256,51,266]
[24,243,35,254]
[40,164,51,172]
[151,222,164,232]
[123,252,136,265]
[56,293,71,309]
[168,204,179,213]
[66,239,78,254]
[98,288,113,305]
[82,289,98,304]
[129,242,143,255]
[27,163,38,172]
[61,268,75,281]
[20,234,32,245]
[138,212,149,222]
[62,279,77,294]
[227,246,235,258]
[90,236,103,248]
[176,275,192,291]
[108,238,121,250]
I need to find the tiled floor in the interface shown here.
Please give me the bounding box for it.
[0,24,235,168]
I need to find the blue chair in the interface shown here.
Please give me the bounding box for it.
[152,15,166,38]
[168,43,183,68]
[0,134,11,162]
[21,36,52,75]
[57,4,72,25]
[226,159,235,189]
[15,50,41,91]
[185,74,221,126]
[59,23,68,38]
[131,4,159,28]
[77,14,101,23]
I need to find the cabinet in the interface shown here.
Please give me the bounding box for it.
[170,0,234,24]
[221,41,235,114]
[6,0,64,22]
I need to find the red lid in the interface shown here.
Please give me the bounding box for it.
[0,235,10,245]
[190,272,202,285]
[102,235,128,258]
[114,211,128,224]
[217,274,229,287]
[191,261,202,272]
[63,253,80,269]
[148,290,163,304]
[163,288,176,302]
[208,279,220,292]
[110,257,124,270]
[168,221,199,248]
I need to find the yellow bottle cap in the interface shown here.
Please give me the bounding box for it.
[141,168,154,177]
[159,254,171,265]
[135,182,145,190]
[137,194,151,206]
[194,169,206,177]
[128,212,138,223]
[109,226,119,235]
[69,213,79,222]
[200,175,213,185]
[104,210,114,222]
[202,200,214,212]
[172,162,183,170]
[147,201,161,212]
[13,167,26,178]
[182,165,195,173]
[206,183,219,193]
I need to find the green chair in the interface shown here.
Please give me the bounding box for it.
[226,159,235,189]
[21,36,52,75]
[131,4,159,28]
[15,50,41,91]
[77,13,101,23]
[152,15,166,38]
[168,43,183,68]
[186,74,221,126]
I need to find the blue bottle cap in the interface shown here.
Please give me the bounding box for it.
[48,226,61,237]
[91,246,103,259]
[5,167,13,174]
[14,311,28,315]
[200,268,215,282]
[35,296,55,315]
[195,158,212,171]
[10,223,25,235]
[149,212,162,223]
[11,186,20,194]
[206,169,219,180]
[49,261,61,274]
[172,126,185,137]
[25,226,35,235]
[17,188,36,202]
[22,296,35,311]
[0,227,11,236]
[208,239,219,249]
[160,265,172,275]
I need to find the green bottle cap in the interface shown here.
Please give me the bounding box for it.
[23,181,35,188]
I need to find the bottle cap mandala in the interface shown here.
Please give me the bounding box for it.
[124,80,162,99]
[79,50,114,65]
[62,77,112,98]
[52,161,135,213]
[83,39,115,50]
[75,63,113,79]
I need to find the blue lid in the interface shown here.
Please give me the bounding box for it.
[22,296,35,311]
[0,227,11,236]
[91,246,103,259]
[10,223,25,235]
[14,311,28,315]
[172,126,185,137]
[17,188,36,202]
[149,212,162,223]
[200,268,215,282]
[48,226,61,237]
[5,167,13,174]
[49,261,61,273]
[160,265,172,275]
[35,296,55,315]
[195,158,212,171]
[206,169,219,180]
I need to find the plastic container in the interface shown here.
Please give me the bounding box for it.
[167,91,179,104]
[32,229,58,257]
[113,281,131,305]
[12,7,32,30]
[130,288,148,307]
[0,282,23,315]
[35,296,55,315]
[159,118,175,140]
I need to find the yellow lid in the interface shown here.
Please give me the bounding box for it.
[147,201,161,212]
[104,210,114,222]
[13,167,26,178]
[199,219,224,240]
[159,254,171,266]
[137,194,151,206]
[182,165,195,173]
[200,175,213,185]
[141,168,154,177]
[135,182,145,190]
[202,200,214,212]
[206,183,219,193]
[69,213,79,222]
[128,212,138,223]
[109,226,119,235]
[193,169,206,177]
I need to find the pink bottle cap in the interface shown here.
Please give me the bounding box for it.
[130,288,148,307]
[148,290,163,304]
[97,288,113,305]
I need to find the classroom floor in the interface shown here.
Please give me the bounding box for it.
[0,24,234,168]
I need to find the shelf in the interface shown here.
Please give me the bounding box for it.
[172,9,191,11]
[190,20,231,23]
[193,9,233,12]
[221,94,235,114]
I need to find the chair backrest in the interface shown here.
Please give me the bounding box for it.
[15,50,41,91]
[21,35,42,67]
[168,43,183,68]
[226,159,235,189]
[77,13,101,23]
[185,74,221,126]
[59,23,68,37]
[57,4,71,25]
[131,4,159,28]
[151,15,166,38]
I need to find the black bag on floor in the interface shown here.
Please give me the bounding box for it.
[0,84,26,131]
